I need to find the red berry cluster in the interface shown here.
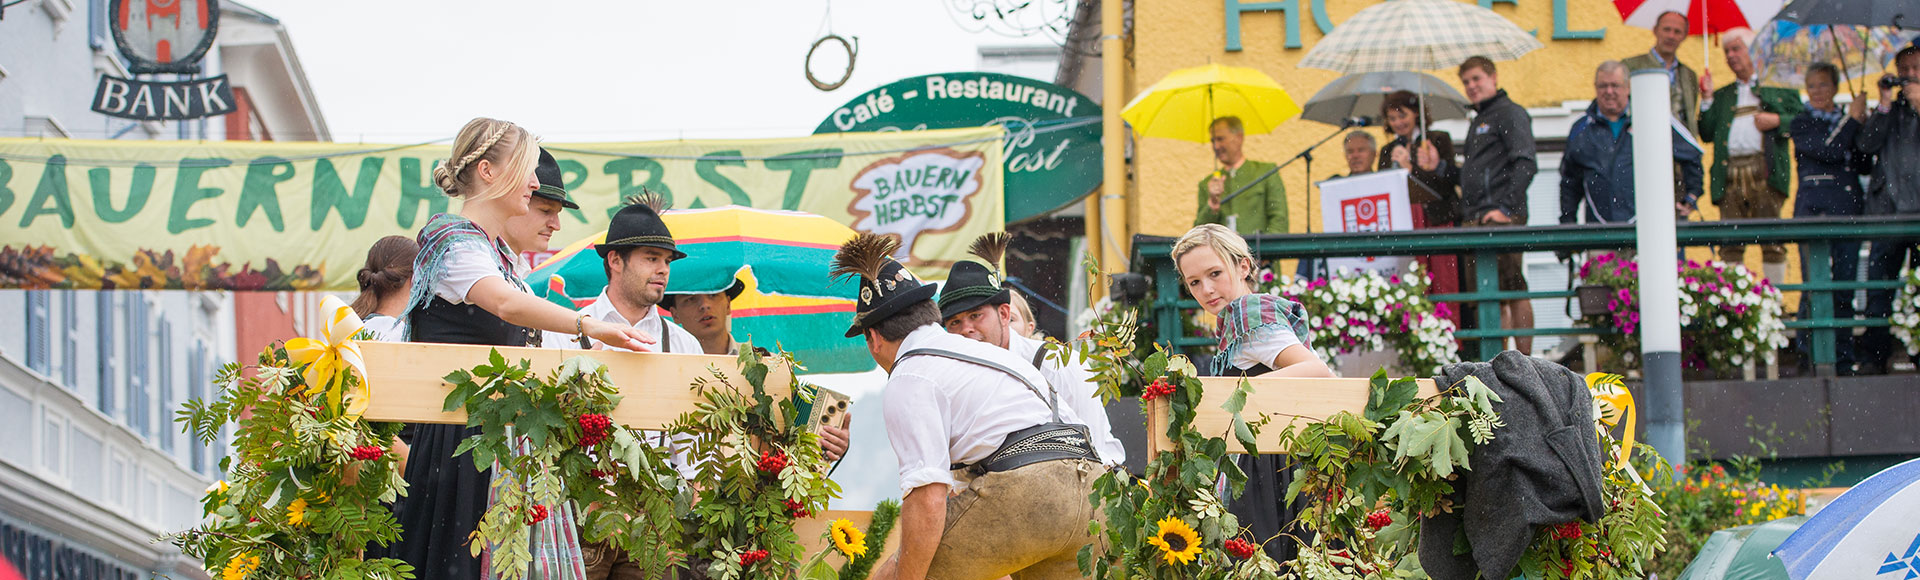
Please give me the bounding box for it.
[526,505,550,525]
[738,549,769,567]
[756,450,790,475]
[1141,378,1177,401]
[1365,509,1393,530]
[784,498,810,519]
[348,445,385,461]
[1223,538,1257,560]
[589,469,616,479]
[1559,557,1575,576]
[577,414,613,447]
[1552,521,1584,540]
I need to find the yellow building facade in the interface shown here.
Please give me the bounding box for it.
[1113,0,1832,280]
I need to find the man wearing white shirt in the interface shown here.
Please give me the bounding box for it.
[938,232,1127,468]
[833,234,1100,580]
[1699,32,1802,280]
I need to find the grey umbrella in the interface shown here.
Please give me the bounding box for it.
[1778,0,1920,29]
[1299,71,1472,127]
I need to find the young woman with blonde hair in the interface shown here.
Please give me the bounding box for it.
[1172,223,1331,563]
[388,117,653,580]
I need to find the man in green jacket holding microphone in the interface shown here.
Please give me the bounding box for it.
[1195,116,1290,235]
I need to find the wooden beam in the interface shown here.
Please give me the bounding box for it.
[357,341,790,428]
[1146,377,1440,455]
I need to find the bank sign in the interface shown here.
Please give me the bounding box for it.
[91,0,236,121]
[815,72,1101,223]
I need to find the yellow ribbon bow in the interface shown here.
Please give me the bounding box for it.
[285,295,370,419]
[1586,372,1636,467]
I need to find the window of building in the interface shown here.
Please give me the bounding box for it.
[96,292,116,416]
[188,341,205,473]
[156,317,173,453]
[127,295,149,437]
[62,291,78,389]
[26,291,50,374]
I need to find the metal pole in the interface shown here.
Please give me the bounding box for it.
[1099,0,1129,277]
[1631,68,1685,467]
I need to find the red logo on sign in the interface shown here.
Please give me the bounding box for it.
[1340,193,1392,233]
[109,0,220,74]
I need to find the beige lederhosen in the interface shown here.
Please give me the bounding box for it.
[1718,134,1787,263]
[923,459,1105,580]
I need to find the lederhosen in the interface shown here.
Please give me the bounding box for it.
[899,348,1098,476]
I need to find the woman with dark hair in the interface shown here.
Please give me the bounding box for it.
[1379,90,1465,327]
[351,235,419,342]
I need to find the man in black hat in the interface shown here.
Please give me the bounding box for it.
[661,278,747,356]
[939,233,1125,468]
[547,194,701,354]
[833,234,1101,580]
[504,148,579,276]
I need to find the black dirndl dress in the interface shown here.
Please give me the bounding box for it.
[1203,360,1307,564]
[384,298,535,580]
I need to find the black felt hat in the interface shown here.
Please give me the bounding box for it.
[533,148,578,210]
[597,193,686,261]
[660,277,745,309]
[831,234,939,338]
[938,232,1012,320]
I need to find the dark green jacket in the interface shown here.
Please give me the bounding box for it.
[1697,82,1803,203]
[1194,159,1289,234]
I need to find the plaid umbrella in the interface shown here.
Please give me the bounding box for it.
[1298,0,1544,74]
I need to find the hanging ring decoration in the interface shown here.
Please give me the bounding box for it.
[806,33,859,91]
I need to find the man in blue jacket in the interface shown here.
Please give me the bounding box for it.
[1560,61,1704,226]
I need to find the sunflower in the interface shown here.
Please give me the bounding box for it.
[222,552,261,580]
[830,518,868,558]
[287,498,309,527]
[1146,517,1203,566]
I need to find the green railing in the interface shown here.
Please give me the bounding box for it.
[1133,217,1920,373]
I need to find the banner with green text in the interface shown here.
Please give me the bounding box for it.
[0,127,1004,291]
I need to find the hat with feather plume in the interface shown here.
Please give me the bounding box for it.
[831,233,938,338]
[937,232,1012,320]
[597,190,685,261]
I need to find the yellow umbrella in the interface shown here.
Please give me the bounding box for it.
[1120,63,1302,143]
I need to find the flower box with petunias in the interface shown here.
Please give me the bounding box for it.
[1892,265,1920,358]
[1577,253,1788,376]
[1255,262,1459,376]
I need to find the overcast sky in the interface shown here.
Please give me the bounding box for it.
[238,0,1061,143]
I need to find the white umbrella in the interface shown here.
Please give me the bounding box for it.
[1772,457,1920,579]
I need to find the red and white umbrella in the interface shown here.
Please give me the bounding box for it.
[1615,0,1785,35]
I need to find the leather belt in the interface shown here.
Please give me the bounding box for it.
[951,423,1097,476]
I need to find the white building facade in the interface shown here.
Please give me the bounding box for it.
[0,1,326,577]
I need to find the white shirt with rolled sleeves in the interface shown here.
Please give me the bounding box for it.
[542,291,704,478]
[1006,333,1127,466]
[538,290,703,354]
[883,325,1086,496]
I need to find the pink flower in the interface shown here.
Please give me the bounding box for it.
[1262,271,1276,282]
[1598,254,1614,263]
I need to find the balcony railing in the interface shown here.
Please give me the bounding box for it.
[1133,216,1920,374]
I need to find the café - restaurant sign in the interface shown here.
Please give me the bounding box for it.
[815,72,1101,223]
[92,0,236,121]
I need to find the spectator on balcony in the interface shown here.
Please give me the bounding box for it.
[1195,116,1290,235]
[1699,31,1802,284]
[1559,61,1703,226]
[1380,90,1466,327]
[1457,55,1537,355]
[1622,11,1702,138]
[1341,130,1377,177]
[1855,46,1920,375]
[1790,62,1871,374]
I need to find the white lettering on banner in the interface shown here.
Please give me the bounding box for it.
[915,74,1081,118]
[96,78,132,112]
[982,116,1070,174]
[847,149,987,261]
[832,89,897,131]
